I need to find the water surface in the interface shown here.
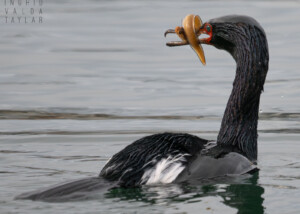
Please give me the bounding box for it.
[0,0,300,213]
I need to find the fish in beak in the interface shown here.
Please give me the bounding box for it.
[164,14,206,65]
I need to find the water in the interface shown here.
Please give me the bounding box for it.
[1,0,300,213]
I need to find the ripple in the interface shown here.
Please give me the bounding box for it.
[259,112,300,121]
[0,130,218,136]
[33,155,105,161]
[0,150,32,154]
[260,128,300,134]
[1,109,299,121]
[0,109,217,120]
[1,128,299,135]
[262,184,297,190]
[266,78,300,83]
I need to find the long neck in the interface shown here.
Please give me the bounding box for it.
[217,27,269,162]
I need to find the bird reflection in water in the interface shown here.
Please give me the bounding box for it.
[106,172,264,214]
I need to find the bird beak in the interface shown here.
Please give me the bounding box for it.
[164,14,206,65]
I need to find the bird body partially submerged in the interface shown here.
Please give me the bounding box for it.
[16,14,269,201]
[100,133,258,187]
[100,133,208,187]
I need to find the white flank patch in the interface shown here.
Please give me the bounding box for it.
[141,154,188,185]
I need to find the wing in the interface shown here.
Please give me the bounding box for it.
[175,152,258,182]
[100,132,209,187]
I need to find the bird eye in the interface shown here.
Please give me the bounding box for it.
[206,25,211,32]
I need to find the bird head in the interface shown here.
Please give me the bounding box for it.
[165,15,267,64]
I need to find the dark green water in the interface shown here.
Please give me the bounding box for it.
[0,0,300,213]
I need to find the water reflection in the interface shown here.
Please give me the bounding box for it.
[106,172,264,213]
[220,173,264,214]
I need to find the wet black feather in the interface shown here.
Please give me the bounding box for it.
[100,133,208,187]
[209,16,269,161]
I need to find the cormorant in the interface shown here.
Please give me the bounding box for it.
[16,14,269,201]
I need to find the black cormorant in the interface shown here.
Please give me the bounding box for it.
[16,14,269,201]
